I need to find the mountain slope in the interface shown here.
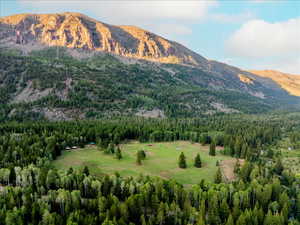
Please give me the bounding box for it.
[0,12,299,120]
[0,12,208,68]
[249,70,300,97]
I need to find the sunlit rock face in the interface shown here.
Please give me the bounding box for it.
[0,12,208,68]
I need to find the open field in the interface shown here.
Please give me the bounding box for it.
[52,141,232,185]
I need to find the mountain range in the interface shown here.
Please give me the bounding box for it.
[0,12,299,120]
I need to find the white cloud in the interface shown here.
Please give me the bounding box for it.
[19,0,217,24]
[151,23,193,36]
[225,18,300,74]
[256,57,300,75]
[226,18,300,58]
[210,11,255,23]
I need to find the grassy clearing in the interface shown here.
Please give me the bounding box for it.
[275,137,300,175]
[52,141,231,185]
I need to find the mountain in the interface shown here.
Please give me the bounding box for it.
[0,12,299,120]
[0,12,208,68]
[249,70,300,97]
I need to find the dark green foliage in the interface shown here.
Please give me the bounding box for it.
[194,153,202,168]
[274,158,284,175]
[136,152,142,165]
[209,142,216,156]
[105,143,115,154]
[214,167,223,184]
[0,115,298,224]
[178,152,187,168]
[115,147,122,160]
[138,150,146,160]
[83,166,89,176]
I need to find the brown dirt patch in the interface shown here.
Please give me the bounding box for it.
[219,159,245,182]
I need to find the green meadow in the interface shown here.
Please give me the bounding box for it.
[52,141,231,185]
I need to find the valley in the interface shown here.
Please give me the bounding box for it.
[0,10,299,225]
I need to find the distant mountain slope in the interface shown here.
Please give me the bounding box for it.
[0,12,299,120]
[249,70,300,97]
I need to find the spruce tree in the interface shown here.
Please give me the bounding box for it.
[194,154,202,168]
[225,214,234,225]
[178,152,187,168]
[274,158,284,175]
[137,150,146,160]
[209,142,216,156]
[83,166,89,176]
[136,152,142,165]
[115,147,122,160]
[214,167,223,183]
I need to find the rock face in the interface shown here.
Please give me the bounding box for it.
[0,12,207,68]
[249,70,300,97]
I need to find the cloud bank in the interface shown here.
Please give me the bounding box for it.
[226,18,300,73]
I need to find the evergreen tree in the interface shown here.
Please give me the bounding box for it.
[115,147,122,160]
[274,158,284,175]
[214,168,223,184]
[105,143,115,154]
[225,214,234,225]
[9,167,16,186]
[137,150,146,160]
[194,154,202,168]
[139,150,146,160]
[136,152,142,165]
[83,166,89,176]
[209,142,216,156]
[178,152,187,169]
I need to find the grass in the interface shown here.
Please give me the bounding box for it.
[274,137,300,175]
[52,141,231,185]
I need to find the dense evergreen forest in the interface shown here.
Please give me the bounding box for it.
[0,113,300,224]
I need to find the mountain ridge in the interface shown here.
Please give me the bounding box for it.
[0,12,208,68]
[0,12,299,120]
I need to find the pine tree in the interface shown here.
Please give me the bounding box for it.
[137,150,146,160]
[274,158,284,175]
[214,168,223,184]
[194,154,202,168]
[105,143,115,154]
[83,166,89,176]
[225,214,234,225]
[178,152,187,168]
[209,142,216,156]
[136,152,142,165]
[115,147,122,160]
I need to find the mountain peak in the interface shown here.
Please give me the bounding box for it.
[0,12,208,67]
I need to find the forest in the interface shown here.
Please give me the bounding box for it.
[0,113,300,224]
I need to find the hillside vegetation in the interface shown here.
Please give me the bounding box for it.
[0,49,298,121]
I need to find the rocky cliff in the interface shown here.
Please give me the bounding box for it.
[0,12,208,68]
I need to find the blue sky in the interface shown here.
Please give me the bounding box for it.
[1,0,300,73]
